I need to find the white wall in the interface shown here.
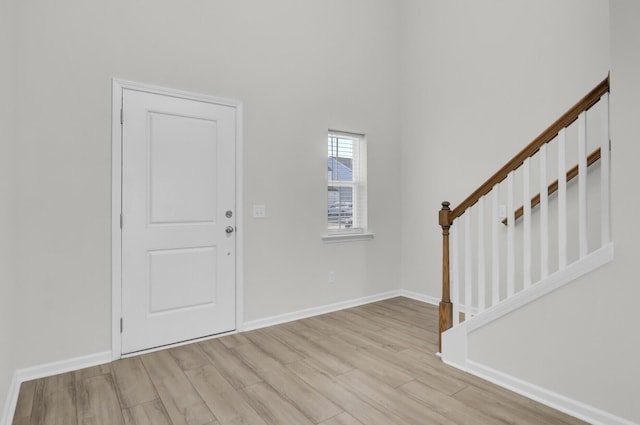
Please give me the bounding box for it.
[0,0,17,413]
[9,0,402,371]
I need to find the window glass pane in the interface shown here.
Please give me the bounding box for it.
[327,131,366,233]
[328,187,353,230]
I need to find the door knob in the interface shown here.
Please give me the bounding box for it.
[225,226,235,234]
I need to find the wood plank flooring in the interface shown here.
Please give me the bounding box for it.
[12,297,587,425]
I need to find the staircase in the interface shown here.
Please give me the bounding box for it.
[437,76,612,367]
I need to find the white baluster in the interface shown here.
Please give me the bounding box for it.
[507,171,515,297]
[451,221,460,327]
[540,144,549,278]
[464,211,473,320]
[600,93,610,245]
[491,185,500,306]
[558,128,567,269]
[578,111,588,258]
[523,157,532,289]
[477,196,485,312]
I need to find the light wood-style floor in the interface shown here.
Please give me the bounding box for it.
[12,297,587,425]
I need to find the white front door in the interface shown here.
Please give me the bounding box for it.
[121,88,236,354]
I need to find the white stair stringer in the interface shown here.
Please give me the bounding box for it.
[441,242,614,369]
[439,243,621,424]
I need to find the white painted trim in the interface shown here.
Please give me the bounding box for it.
[0,351,112,425]
[523,157,532,288]
[491,185,500,306]
[578,111,588,259]
[112,79,243,107]
[558,128,568,268]
[243,290,402,331]
[506,171,515,297]
[443,243,613,338]
[111,78,244,359]
[540,143,549,279]
[477,196,486,312]
[321,233,375,243]
[600,92,611,245]
[441,325,467,368]
[0,372,19,425]
[235,102,245,332]
[121,330,238,358]
[451,220,460,325]
[398,289,440,306]
[464,211,472,318]
[443,360,638,425]
[111,79,123,361]
[14,351,112,384]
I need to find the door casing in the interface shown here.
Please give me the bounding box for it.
[111,79,244,359]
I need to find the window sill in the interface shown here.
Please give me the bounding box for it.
[322,232,375,243]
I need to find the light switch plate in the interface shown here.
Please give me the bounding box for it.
[253,205,266,218]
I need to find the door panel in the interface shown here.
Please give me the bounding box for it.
[149,112,218,224]
[147,246,217,313]
[121,89,236,354]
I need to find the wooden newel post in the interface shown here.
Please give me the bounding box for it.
[439,201,453,353]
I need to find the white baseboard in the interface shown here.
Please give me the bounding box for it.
[451,360,638,425]
[0,373,18,425]
[13,351,112,383]
[0,351,111,425]
[398,289,440,306]
[243,290,406,331]
[242,289,442,332]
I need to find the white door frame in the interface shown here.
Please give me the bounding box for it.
[111,79,244,360]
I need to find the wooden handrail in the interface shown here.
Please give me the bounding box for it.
[448,76,610,224]
[502,147,602,225]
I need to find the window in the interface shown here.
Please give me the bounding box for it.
[326,130,368,237]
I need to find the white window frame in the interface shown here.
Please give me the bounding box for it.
[323,130,373,243]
